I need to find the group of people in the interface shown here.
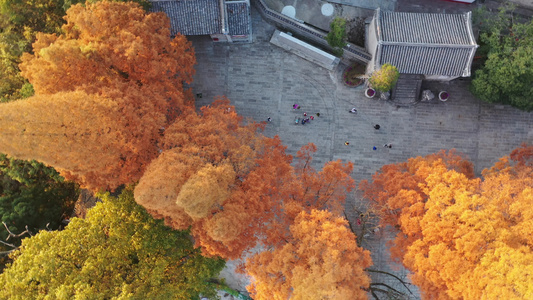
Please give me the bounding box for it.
[293,104,318,125]
[290,103,393,148]
[295,114,314,125]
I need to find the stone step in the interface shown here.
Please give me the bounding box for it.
[395,93,417,97]
[391,74,422,102]
[395,88,418,93]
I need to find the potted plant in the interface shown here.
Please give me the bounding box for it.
[365,88,376,98]
[439,91,449,101]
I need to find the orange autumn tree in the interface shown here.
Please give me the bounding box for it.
[134,100,356,259]
[0,91,157,190]
[262,143,356,248]
[20,1,195,108]
[360,147,533,299]
[134,99,268,259]
[245,209,373,300]
[359,149,474,259]
[0,1,195,190]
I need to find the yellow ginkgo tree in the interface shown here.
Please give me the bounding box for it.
[369,63,400,92]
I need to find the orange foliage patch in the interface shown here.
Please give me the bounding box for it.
[0,1,195,191]
[361,147,533,299]
[246,210,372,299]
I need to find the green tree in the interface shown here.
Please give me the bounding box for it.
[326,17,347,57]
[369,63,400,92]
[0,187,225,299]
[471,5,533,111]
[0,154,78,244]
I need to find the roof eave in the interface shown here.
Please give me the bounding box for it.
[375,8,382,43]
[465,11,478,46]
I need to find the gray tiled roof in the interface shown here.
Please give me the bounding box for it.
[150,0,222,36]
[374,8,478,77]
[380,45,474,76]
[378,10,475,45]
[226,2,250,36]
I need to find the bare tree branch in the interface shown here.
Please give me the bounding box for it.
[369,287,381,300]
[1,222,35,257]
[0,239,15,248]
[3,222,32,241]
[367,268,414,295]
[370,282,406,297]
[343,210,356,235]
[0,249,16,257]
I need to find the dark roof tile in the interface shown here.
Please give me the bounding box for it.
[380,45,474,76]
[378,10,475,45]
[226,2,250,36]
[150,0,222,36]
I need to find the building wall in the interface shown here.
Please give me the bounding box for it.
[253,0,371,63]
[366,17,378,75]
[210,34,229,42]
[424,75,459,81]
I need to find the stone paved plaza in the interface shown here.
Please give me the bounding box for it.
[191,6,533,298]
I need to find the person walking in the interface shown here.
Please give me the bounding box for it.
[267,117,272,122]
[345,141,350,146]
[350,108,357,113]
[383,143,392,148]
[374,124,380,130]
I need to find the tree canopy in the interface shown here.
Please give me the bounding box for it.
[0,154,78,243]
[360,146,533,299]
[0,0,152,102]
[0,1,196,190]
[0,187,225,299]
[369,63,399,92]
[135,101,355,259]
[471,5,533,111]
[326,17,347,57]
[245,209,372,300]
[0,0,65,102]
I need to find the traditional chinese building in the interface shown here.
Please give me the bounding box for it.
[150,0,252,43]
[366,8,478,81]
